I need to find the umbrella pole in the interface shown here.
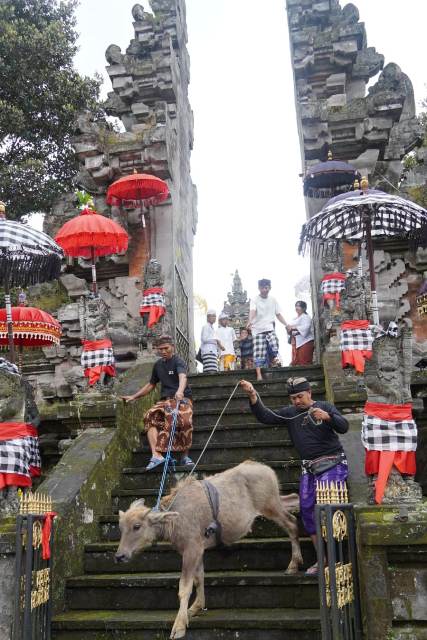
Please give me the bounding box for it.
[90,247,98,295]
[365,216,380,325]
[4,281,15,363]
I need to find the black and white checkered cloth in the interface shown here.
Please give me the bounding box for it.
[253,330,279,367]
[0,219,63,287]
[299,189,427,254]
[81,347,115,369]
[141,291,165,308]
[362,415,418,451]
[340,327,373,352]
[320,278,346,295]
[369,321,399,339]
[0,435,40,480]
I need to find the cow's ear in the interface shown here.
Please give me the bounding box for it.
[148,511,179,524]
[129,498,145,511]
[118,510,124,519]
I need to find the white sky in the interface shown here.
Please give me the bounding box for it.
[74,0,427,359]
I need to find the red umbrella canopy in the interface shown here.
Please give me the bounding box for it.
[0,306,61,347]
[106,173,169,207]
[54,208,129,259]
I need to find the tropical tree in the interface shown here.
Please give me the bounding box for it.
[0,0,101,219]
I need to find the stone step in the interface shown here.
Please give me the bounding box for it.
[99,514,301,541]
[188,365,323,387]
[132,439,297,466]
[192,403,331,426]
[52,608,322,640]
[120,460,301,490]
[189,374,325,397]
[190,423,290,445]
[112,483,300,512]
[192,388,326,413]
[83,538,316,574]
[66,571,319,611]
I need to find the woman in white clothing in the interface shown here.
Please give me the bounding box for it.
[286,301,314,366]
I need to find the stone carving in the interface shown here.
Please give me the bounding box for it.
[364,323,422,504]
[78,295,115,390]
[340,271,368,322]
[222,270,250,333]
[0,364,40,516]
[139,258,170,352]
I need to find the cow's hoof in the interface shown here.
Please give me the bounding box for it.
[170,626,186,639]
[285,565,299,575]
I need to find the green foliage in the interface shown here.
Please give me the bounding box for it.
[407,185,427,209]
[0,0,102,219]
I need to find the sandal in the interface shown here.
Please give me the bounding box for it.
[305,563,318,576]
[145,456,165,471]
[181,455,194,467]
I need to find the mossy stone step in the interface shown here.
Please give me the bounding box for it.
[192,397,326,425]
[99,513,303,541]
[66,570,319,611]
[52,608,321,640]
[132,439,297,466]
[187,364,323,386]
[120,460,301,490]
[111,482,300,511]
[83,537,316,574]
[190,422,291,444]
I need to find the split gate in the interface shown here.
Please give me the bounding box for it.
[315,481,363,640]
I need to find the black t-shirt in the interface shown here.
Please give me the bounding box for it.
[250,398,348,461]
[150,355,192,399]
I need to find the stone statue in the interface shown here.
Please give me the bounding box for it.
[0,361,40,516]
[105,44,124,66]
[222,270,250,333]
[363,323,422,504]
[132,4,146,21]
[79,295,115,390]
[340,271,368,321]
[139,258,170,351]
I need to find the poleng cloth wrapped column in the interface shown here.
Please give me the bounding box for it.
[139,287,166,327]
[340,319,373,373]
[81,338,116,386]
[0,422,41,489]
[320,272,346,308]
[362,402,417,504]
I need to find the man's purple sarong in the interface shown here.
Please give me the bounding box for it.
[299,462,348,535]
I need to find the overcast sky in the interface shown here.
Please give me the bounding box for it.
[74,0,426,359]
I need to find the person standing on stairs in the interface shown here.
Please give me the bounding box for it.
[239,376,349,576]
[216,312,238,371]
[200,309,224,373]
[247,279,288,381]
[122,335,194,471]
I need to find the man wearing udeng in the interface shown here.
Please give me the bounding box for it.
[240,376,349,575]
[122,335,194,470]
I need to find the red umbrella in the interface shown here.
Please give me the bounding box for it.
[55,207,128,294]
[106,173,169,207]
[0,306,61,347]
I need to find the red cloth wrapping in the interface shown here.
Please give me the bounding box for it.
[341,319,370,331]
[364,402,416,504]
[42,512,57,560]
[139,287,166,328]
[84,364,116,386]
[82,338,112,351]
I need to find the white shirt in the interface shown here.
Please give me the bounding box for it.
[200,322,218,355]
[291,313,314,348]
[249,295,281,336]
[216,326,237,356]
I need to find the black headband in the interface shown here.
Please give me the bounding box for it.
[258,279,271,287]
[287,378,311,395]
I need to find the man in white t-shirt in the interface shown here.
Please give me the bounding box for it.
[248,279,288,380]
[216,312,237,371]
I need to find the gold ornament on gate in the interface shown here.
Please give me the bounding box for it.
[332,510,348,541]
[32,520,43,549]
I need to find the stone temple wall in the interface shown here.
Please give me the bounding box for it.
[286,0,427,366]
[26,1,197,410]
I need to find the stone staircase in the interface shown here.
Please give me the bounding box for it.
[52,364,325,639]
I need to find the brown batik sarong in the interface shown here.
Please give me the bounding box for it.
[143,398,193,453]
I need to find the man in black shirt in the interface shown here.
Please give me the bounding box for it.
[240,376,349,575]
[122,335,194,471]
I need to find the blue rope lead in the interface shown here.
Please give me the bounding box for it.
[152,402,180,512]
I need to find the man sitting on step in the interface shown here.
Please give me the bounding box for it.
[122,335,194,471]
[240,376,349,576]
